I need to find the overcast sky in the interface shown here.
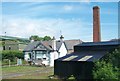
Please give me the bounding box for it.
[1,1,118,42]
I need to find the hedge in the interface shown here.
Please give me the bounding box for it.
[1,50,24,61]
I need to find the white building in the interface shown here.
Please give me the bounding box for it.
[23,36,82,66]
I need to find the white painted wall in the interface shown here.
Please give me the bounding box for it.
[58,43,67,58]
[0,46,3,51]
[42,60,49,65]
[50,51,58,67]
[42,53,49,65]
[24,42,67,66]
[24,52,30,61]
[49,42,67,66]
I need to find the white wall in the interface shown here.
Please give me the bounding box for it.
[0,46,3,51]
[24,52,30,61]
[50,51,58,67]
[58,43,67,58]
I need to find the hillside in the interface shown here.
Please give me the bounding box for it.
[0,35,30,44]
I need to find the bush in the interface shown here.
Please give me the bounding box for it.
[93,47,120,80]
[103,48,120,68]
[1,50,23,61]
[93,61,118,80]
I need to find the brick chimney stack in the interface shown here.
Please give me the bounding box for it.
[93,6,101,42]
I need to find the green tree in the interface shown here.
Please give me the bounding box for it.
[29,35,52,41]
[1,50,23,61]
[43,36,52,41]
[29,35,41,41]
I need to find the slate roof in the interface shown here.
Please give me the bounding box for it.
[23,41,63,51]
[23,41,40,51]
[41,41,53,50]
[56,41,63,50]
[64,40,82,50]
[23,39,82,52]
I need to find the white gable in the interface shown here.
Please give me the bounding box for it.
[58,42,67,58]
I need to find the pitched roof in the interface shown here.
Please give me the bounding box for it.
[38,41,62,51]
[56,51,106,62]
[64,39,83,50]
[23,41,40,51]
[23,41,62,51]
[23,39,82,52]
[56,41,63,50]
[41,41,53,50]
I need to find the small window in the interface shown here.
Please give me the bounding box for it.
[43,58,46,60]
[9,46,11,50]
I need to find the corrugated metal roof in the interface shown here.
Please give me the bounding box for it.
[57,51,106,62]
[76,41,120,47]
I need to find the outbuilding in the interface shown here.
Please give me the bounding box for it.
[54,41,120,79]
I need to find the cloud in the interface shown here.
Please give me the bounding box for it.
[63,5,73,11]
[2,16,93,41]
[1,2,117,42]
[2,18,57,38]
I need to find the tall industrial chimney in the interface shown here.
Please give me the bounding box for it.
[93,6,101,42]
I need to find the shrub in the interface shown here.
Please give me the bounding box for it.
[1,50,23,61]
[93,47,120,80]
[103,48,120,68]
[93,61,118,80]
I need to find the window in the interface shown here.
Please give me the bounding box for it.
[9,46,11,50]
[35,51,47,60]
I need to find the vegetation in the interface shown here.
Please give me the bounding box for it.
[93,47,120,80]
[1,50,24,65]
[93,61,118,80]
[1,50,23,60]
[0,35,30,44]
[29,35,52,41]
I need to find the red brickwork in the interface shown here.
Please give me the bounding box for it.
[93,6,101,42]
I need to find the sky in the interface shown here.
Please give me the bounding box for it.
[1,1,119,42]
